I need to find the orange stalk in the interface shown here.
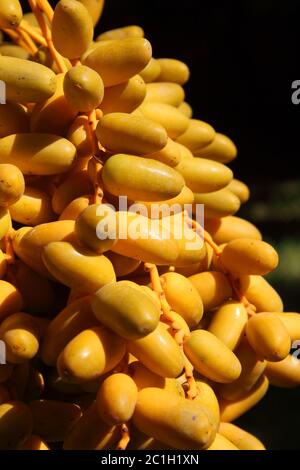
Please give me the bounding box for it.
[87,110,99,154]
[89,159,104,204]
[144,262,197,400]
[190,218,222,255]
[3,28,28,50]
[85,110,104,204]
[28,0,68,73]
[227,272,257,316]
[190,216,257,316]
[37,0,54,23]
[115,423,130,450]
[16,27,38,55]
[19,20,47,47]
[4,231,15,265]
[183,357,198,400]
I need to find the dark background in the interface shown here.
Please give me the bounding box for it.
[25,0,300,450]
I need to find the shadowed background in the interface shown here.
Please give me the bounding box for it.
[24,0,300,450]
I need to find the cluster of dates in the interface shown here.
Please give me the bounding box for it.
[0,0,298,451]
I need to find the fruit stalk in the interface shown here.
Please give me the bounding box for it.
[145,262,197,400]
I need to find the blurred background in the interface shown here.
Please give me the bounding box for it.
[27,0,300,449]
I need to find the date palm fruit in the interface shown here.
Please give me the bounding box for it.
[0,0,295,452]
